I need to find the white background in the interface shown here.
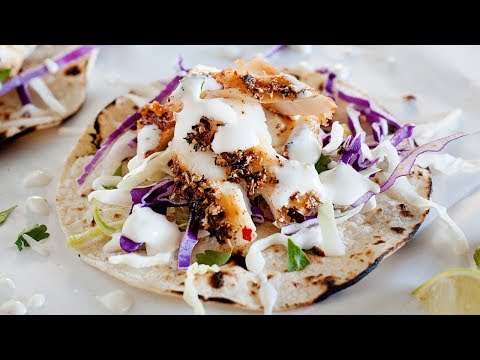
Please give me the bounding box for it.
[1,45,479,314]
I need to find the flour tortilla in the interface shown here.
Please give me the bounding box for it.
[56,75,431,312]
[0,45,95,144]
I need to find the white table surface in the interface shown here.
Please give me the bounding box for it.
[1,45,479,315]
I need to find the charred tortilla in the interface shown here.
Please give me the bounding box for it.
[0,45,95,144]
[56,75,432,312]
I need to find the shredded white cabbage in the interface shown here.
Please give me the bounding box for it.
[29,78,67,115]
[322,121,344,153]
[183,263,220,315]
[317,201,345,256]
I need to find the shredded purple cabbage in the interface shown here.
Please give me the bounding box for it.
[120,235,143,253]
[177,210,199,269]
[391,124,415,147]
[177,56,188,73]
[264,45,287,59]
[77,75,183,185]
[0,45,98,97]
[339,134,362,164]
[16,84,32,106]
[351,132,466,208]
[130,178,187,215]
[325,72,336,95]
[251,206,265,224]
[281,217,319,236]
[128,137,137,149]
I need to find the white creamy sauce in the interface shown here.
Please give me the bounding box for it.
[23,169,52,187]
[22,234,50,256]
[211,98,271,153]
[183,263,220,315]
[26,196,49,216]
[286,121,322,164]
[317,201,345,256]
[92,175,123,191]
[121,207,181,256]
[0,299,27,315]
[108,252,172,268]
[29,78,67,115]
[96,290,133,314]
[0,276,15,290]
[103,233,122,253]
[101,130,136,176]
[27,294,46,311]
[137,124,160,158]
[270,159,325,210]
[258,273,277,315]
[322,121,344,153]
[44,58,59,73]
[416,153,480,175]
[88,188,132,207]
[320,162,380,206]
[414,109,462,146]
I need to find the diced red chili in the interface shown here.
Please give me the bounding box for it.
[242,227,253,241]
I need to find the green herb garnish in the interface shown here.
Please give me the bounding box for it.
[196,250,232,266]
[102,185,117,190]
[474,248,480,268]
[315,153,332,174]
[0,69,11,83]
[15,224,50,251]
[0,205,17,225]
[287,238,311,272]
[175,207,189,231]
[92,199,121,236]
[113,162,125,177]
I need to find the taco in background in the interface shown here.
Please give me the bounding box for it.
[56,57,467,314]
[0,45,98,143]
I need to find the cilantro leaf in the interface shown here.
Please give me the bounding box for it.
[113,162,124,177]
[0,69,11,84]
[0,205,17,225]
[196,250,232,266]
[15,224,50,251]
[474,248,480,268]
[287,238,311,272]
[315,153,332,174]
[102,185,117,190]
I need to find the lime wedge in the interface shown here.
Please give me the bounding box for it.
[412,268,480,314]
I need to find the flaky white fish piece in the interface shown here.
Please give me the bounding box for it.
[202,59,336,123]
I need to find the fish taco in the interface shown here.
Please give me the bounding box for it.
[0,45,98,143]
[56,57,467,314]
